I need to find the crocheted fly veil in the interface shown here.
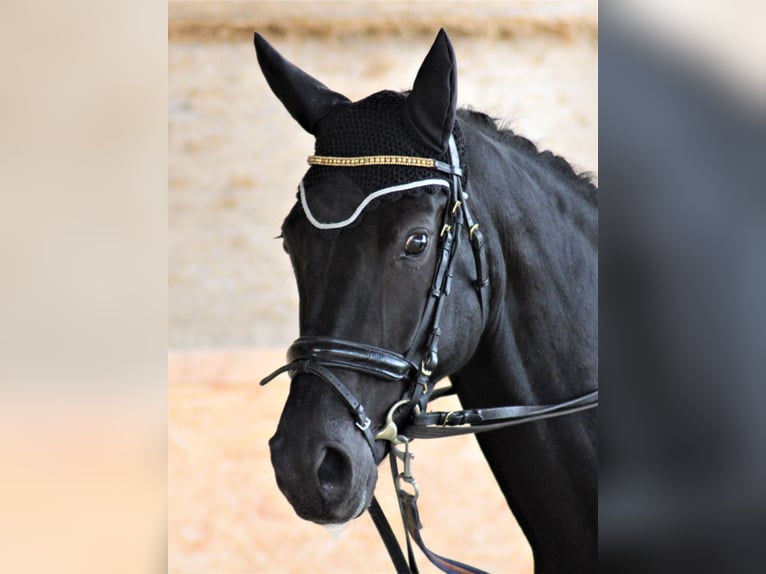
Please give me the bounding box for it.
[297,91,467,234]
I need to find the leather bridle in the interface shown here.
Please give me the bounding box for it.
[260,135,490,451]
[260,134,598,574]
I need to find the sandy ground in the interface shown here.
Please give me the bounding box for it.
[169,349,534,573]
[169,4,597,572]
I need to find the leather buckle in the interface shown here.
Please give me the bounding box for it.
[441,411,458,426]
[356,417,371,432]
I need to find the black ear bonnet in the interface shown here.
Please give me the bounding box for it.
[298,91,468,234]
[255,28,467,233]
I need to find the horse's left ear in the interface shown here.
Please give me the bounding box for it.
[404,29,458,153]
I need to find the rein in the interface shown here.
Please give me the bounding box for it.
[260,135,599,574]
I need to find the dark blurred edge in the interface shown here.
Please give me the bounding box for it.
[599,7,766,574]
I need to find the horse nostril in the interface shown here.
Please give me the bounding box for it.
[317,445,352,499]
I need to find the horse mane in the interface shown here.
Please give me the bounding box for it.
[457,108,598,206]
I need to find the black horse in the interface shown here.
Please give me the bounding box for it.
[255,30,597,573]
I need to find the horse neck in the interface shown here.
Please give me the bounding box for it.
[451,123,598,571]
[461,123,598,403]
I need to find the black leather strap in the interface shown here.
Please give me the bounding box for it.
[405,390,598,439]
[398,492,489,574]
[387,442,488,574]
[369,496,413,574]
[433,160,463,177]
[289,336,416,381]
[260,359,378,454]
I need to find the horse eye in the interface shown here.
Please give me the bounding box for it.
[404,232,429,256]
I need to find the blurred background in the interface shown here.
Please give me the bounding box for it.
[168,1,597,572]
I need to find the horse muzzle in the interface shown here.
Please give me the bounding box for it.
[267,367,384,524]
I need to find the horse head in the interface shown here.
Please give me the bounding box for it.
[255,30,485,524]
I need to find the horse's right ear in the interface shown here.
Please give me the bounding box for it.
[404,29,458,153]
[254,33,351,135]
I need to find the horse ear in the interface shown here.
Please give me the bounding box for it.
[404,29,458,153]
[254,33,351,135]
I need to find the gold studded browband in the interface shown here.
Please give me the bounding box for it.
[308,154,437,169]
[307,154,463,177]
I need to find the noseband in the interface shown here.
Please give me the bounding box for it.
[261,134,491,454]
[259,337,418,454]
